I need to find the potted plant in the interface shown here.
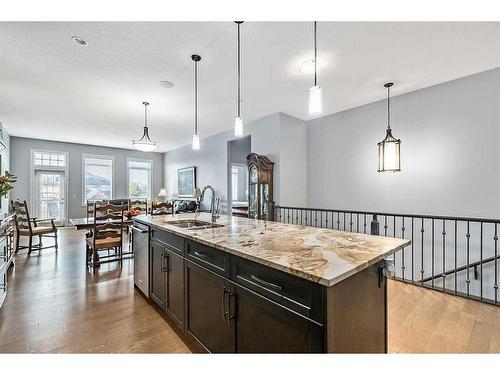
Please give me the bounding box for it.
[0,171,16,199]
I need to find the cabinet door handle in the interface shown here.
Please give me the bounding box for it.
[227,290,235,326]
[222,287,228,318]
[160,252,169,272]
[250,274,282,292]
[130,226,148,233]
[194,251,213,260]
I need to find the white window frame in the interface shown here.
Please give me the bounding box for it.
[230,162,247,203]
[126,157,153,201]
[29,149,69,225]
[82,154,114,206]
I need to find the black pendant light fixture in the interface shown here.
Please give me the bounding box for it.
[307,21,323,116]
[377,82,401,172]
[234,21,244,137]
[132,102,158,152]
[191,54,201,150]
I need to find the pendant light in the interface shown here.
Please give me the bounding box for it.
[132,102,158,152]
[307,21,323,116]
[377,82,401,172]
[191,54,201,150]
[234,21,244,137]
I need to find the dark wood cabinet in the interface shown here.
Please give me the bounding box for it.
[247,153,274,220]
[150,238,185,329]
[138,219,388,354]
[185,260,234,353]
[184,260,322,353]
[165,249,184,328]
[150,241,166,310]
[229,282,323,353]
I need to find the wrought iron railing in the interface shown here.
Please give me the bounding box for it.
[272,205,500,307]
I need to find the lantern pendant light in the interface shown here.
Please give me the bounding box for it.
[307,21,323,116]
[234,21,244,137]
[132,102,158,152]
[377,82,401,172]
[191,54,201,150]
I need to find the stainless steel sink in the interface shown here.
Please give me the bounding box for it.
[164,219,224,230]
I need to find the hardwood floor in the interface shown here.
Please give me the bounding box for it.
[0,228,498,353]
[0,228,189,353]
[387,277,500,353]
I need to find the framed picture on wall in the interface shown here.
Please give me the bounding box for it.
[178,166,196,198]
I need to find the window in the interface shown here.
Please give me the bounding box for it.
[33,151,66,167]
[83,155,113,204]
[231,167,238,202]
[231,164,247,202]
[127,159,152,200]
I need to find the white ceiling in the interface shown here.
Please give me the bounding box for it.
[1,22,499,152]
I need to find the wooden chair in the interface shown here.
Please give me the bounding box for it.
[86,199,106,220]
[11,200,58,255]
[86,202,124,273]
[151,201,173,216]
[128,198,148,214]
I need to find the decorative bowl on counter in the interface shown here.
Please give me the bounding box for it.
[124,209,141,219]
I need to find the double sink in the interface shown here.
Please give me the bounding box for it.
[164,219,224,230]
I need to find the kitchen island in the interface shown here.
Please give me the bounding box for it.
[132,212,410,353]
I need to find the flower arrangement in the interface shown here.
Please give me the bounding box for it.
[0,171,17,198]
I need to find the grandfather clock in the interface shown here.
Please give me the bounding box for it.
[247,153,274,220]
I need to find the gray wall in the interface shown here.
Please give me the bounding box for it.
[228,137,251,204]
[307,67,500,218]
[0,127,11,214]
[10,137,164,220]
[279,113,307,206]
[164,113,282,213]
[163,112,310,212]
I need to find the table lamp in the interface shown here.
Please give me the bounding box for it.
[194,187,202,211]
[158,188,167,202]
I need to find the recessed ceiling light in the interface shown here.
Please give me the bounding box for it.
[299,59,320,75]
[159,80,175,88]
[71,36,88,46]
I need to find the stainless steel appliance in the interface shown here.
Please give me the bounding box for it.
[131,221,150,296]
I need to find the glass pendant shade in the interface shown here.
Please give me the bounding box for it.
[234,117,243,137]
[192,134,200,150]
[377,128,401,172]
[132,127,158,151]
[308,85,323,116]
[133,102,158,152]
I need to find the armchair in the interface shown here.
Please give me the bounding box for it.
[11,200,58,254]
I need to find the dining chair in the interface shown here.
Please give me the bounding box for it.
[128,198,148,214]
[151,201,173,215]
[86,202,124,273]
[86,199,106,220]
[11,200,58,255]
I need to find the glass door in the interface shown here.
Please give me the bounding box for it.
[248,166,258,219]
[34,171,65,226]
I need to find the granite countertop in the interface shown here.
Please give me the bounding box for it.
[135,213,410,287]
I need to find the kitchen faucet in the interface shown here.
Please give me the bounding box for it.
[200,185,220,222]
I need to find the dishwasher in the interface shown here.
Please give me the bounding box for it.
[131,221,150,296]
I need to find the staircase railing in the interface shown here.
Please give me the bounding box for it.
[272,205,500,307]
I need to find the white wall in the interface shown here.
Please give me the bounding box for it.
[307,67,500,218]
